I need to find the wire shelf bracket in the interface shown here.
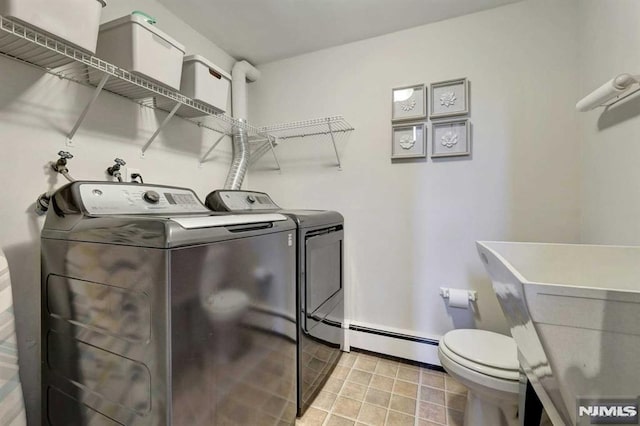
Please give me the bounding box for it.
[66,73,109,146]
[199,133,228,166]
[256,116,354,169]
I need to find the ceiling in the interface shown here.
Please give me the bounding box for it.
[158,0,523,65]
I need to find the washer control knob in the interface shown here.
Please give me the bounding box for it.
[143,190,160,204]
[247,195,256,204]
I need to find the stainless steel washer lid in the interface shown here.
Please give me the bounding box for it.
[442,329,519,372]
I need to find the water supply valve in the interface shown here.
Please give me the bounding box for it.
[52,151,73,173]
[107,158,126,182]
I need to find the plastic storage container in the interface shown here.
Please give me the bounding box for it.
[181,55,231,113]
[0,0,106,54]
[157,55,231,116]
[96,13,185,90]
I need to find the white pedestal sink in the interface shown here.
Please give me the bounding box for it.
[477,241,640,426]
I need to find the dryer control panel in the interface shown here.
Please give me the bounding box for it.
[206,190,280,212]
[78,183,210,215]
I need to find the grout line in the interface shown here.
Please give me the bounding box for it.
[414,367,422,426]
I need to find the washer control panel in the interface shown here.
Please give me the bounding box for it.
[206,190,280,212]
[79,183,210,215]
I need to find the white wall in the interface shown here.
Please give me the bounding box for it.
[248,0,582,347]
[0,2,235,423]
[577,1,640,245]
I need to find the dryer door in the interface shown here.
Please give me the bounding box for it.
[303,228,343,331]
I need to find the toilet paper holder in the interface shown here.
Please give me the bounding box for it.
[439,287,478,302]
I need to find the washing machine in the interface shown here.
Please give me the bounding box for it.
[41,181,298,426]
[205,190,344,416]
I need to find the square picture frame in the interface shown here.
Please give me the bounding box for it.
[430,78,469,119]
[431,119,470,158]
[391,122,426,159]
[392,84,426,122]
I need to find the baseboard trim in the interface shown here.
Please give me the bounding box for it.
[347,324,443,368]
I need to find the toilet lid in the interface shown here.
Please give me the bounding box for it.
[442,329,518,371]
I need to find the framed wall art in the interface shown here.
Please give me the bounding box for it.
[391,122,426,159]
[392,84,426,122]
[431,119,470,158]
[430,78,469,119]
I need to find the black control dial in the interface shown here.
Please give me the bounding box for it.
[247,195,256,204]
[143,190,160,204]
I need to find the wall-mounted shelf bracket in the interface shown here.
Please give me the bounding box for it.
[199,133,228,166]
[248,135,281,170]
[267,135,281,171]
[327,119,342,170]
[66,73,109,146]
[141,102,181,156]
[256,115,353,170]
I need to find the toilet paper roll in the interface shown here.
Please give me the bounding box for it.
[448,289,469,309]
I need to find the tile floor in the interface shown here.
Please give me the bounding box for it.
[296,350,467,426]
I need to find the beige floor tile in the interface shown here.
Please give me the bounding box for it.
[297,407,328,426]
[421,371,445,389]
[445,376,467,395]
[338,353,357,368]
[304,351,466,426]
[364,388,391,408]
[445,391,467,412]
[311,391,338,411]
[326,414,356,426]
[389,394,416,415]
[393,380,418,398]
[358,353,381,363]
[447,408,465,426]
[357,403,387,426]
[348,369,373,386]
[418,401,446,424]
[386,410,415,426]
[324,377,345,394]
[341,381,368,401]
[374,361,398,378]
[332,365,351,380]
[420,386,445,406]
[369,374,394,392]
[354,356,378,372]
[396,366,420,383]
[333,396,363,420]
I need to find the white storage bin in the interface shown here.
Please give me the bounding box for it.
[96,13,185,90]
[181,55,231,114]
[0,0,106,54]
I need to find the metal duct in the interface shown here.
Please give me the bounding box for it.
[224,60,261,190]
[224,121,250,189]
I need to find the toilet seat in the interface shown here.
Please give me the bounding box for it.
[441,329,519,381]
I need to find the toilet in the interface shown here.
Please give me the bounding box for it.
[438,329,520,426]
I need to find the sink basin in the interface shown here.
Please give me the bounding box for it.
[477,241,640,425]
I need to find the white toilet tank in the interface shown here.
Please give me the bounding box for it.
[0,248,26,426]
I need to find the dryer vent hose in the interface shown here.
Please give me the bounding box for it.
[223,123,249,190]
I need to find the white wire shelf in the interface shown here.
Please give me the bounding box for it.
[252,116,354,169]
[258,116,354,140]
[0,15,270,156]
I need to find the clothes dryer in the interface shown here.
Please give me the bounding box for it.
[205,190,344,416]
